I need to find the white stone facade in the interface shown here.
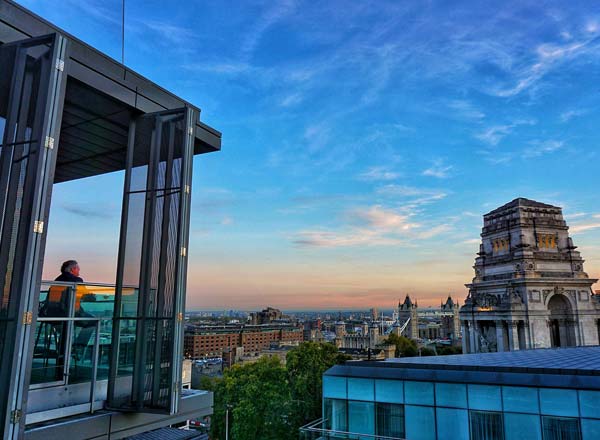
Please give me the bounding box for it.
[460,198,600,353]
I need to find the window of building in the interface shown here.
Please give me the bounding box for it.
[503,413,541,440]
[437,407,469,440]
[468,384,502,411]
[502,386,539,414]
[470,410,504,440]
[405,405,435,440]
[542,416,581,440]
[348,400,375,435]
[376,402,405,438]
[323,398,347,432]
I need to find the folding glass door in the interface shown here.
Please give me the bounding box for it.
[108,108,194,414]
[0,34,67,439]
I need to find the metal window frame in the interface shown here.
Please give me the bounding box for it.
[108,107,194,414]
[0,32,68,439]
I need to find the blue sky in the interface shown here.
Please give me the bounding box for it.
[26,0,600,309]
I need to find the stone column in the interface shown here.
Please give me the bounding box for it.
[558,319,568,348]
[507,321,519,351]
[461,321,469,353]
[469,320,478,353]
[495,320,505,352]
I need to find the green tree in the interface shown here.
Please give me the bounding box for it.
[211,356,294,440]
[286,342,351,429]
[419,347,436,356]
[438,345,463,356]
[384,334,418,357]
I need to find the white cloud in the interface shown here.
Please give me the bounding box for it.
[422,159,453,179]
[447,100,485,120]
[560,109,587,122]
[475,119,535,146]
[523,140,564,158]
[571,223,600,234]
[358,166,401,181]
[491,39,594,97]
[349,205,419,232]
[279,93,304,107]
[376,185,448,203]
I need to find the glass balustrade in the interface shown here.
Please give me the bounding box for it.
[31,282,138,389]
[299,418,406,440]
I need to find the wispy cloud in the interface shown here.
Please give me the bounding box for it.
[490,38,597,97]
[523,140,564,158]
[358,166,401,181]
[241,0,297,57]
[447,100,485,120]
[560,109,587,122]
[376,185,448,204]
[571,223,600,234]
[422,159,453,179]
[475,119,536,146]
[61,203,113,219]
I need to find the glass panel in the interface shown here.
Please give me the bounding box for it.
[324,398,348,432]
[468,384,502,411]
[437,407,469,440]
[30,284,72,384]
[581,418,600,440]
[542,416,581,440]
[578,391,600,419]
[405,381,434,406]
[436,382,467,408]
[347,378,374,401]
[323,375,347,399]
[68,322,98,383]
[470,410,504,440]
[30,319,67,384]
[376,402,405,438]
[375,379,404,403]
[110,109,192,413]
[504,413,542,440]
[503,386,539,414]
[348,400,375,435]
[405,405,435,440]
[0,34,66,437]
[539,389,579,417]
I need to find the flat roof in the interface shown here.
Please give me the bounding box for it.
[325,346,600,390]
[1,0,221,182]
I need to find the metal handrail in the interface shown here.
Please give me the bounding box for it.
[300,418,406,440]
[32,282,131,414]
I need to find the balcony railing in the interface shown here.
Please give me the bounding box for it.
[299,419,406,440]
[27,281,138,424]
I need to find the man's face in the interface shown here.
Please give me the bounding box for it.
[71,264,80,277]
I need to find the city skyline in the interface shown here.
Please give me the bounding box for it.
[28,0,600,309]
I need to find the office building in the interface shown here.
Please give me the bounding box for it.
[301,346,600,440]
[183,324,304,359]
[0,1,220,438]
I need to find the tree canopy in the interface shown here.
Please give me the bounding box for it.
[210,342,349,440]
[383,333,418,357]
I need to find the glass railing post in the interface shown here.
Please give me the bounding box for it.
[63,285,75,385]
[89,320,101,413]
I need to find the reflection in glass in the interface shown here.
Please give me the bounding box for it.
[324,398,348,432]
[470,410,504,440]
[542,416,581,440]
[376,402,405,438]
[348,400,375,435]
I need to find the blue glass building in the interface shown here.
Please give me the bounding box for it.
[302,346,600,440]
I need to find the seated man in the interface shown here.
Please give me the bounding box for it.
[55,260,84,282]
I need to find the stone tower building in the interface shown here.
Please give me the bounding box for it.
[440,296,461,342]
[460,198,600,353]
[398,295,418,339]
